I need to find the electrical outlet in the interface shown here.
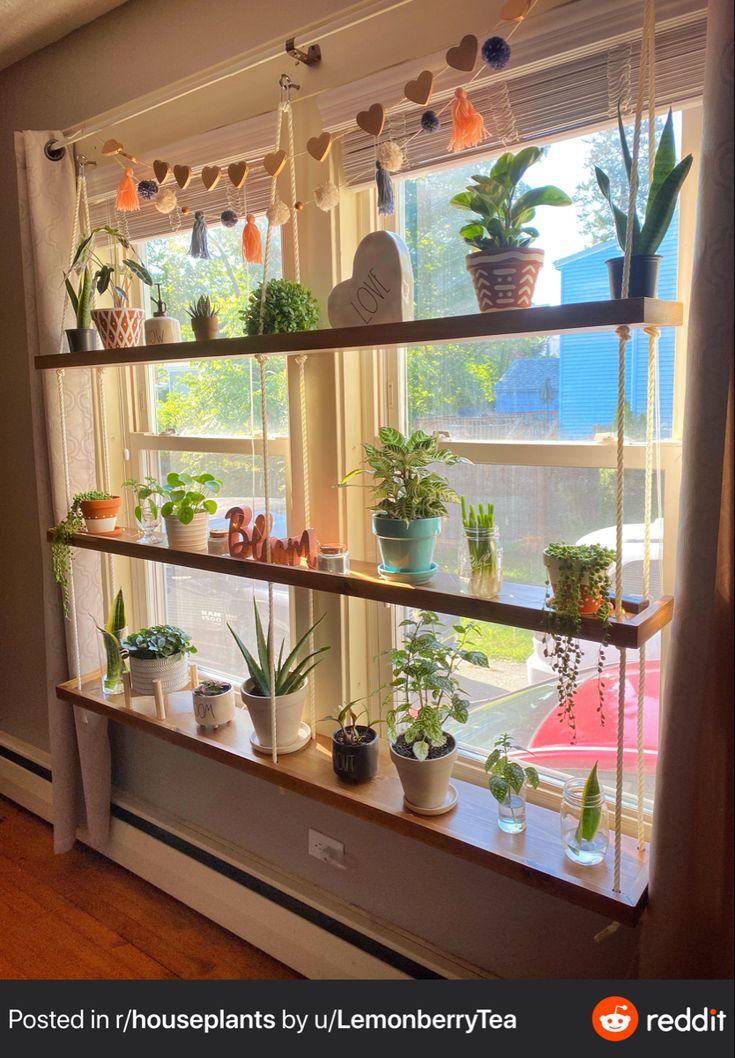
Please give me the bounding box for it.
[308,828,346,869]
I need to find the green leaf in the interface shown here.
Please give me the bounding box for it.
[177,506,194,525]
[505,761,525,793]
[123,258,153,285]
[617,102,633,182]
[227,623,267,694]
[576,762,602,843]
[509,145,544,187]
[489,775,510,804]
[638,155,693,254]
[459,222,485,242]
[106,588,125,633]
[412,740,429,761]
[647,108,676,216]
[64,276,79,315]
[524,766,540,789]
[512,185,571,217]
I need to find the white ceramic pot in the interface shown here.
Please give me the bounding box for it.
[165,512,209,552]
[91,307,145,349]
[129,652,190,696]
[240,679,307,750]
[390,735,457,812]
[193,684,236,730]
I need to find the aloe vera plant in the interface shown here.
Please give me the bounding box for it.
[596,106,693,255]
[228,603,329,697]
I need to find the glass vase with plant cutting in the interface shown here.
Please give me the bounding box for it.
[122,476,167,542]
[460,496,502,597]
[560,762,609,865]
[485,732,539,834]
[95,589,127,696]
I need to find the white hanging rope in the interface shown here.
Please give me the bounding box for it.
[296,355,317,740]
[286,103,302,286]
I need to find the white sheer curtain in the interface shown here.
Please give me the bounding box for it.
[16,130,111,852]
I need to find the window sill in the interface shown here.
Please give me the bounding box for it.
[58,673,648,926]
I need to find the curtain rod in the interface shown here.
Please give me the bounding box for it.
[46,0,414,155]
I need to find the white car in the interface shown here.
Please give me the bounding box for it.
[526,519,663,684]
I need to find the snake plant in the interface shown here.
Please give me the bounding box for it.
[95,589,127,693]
[228,603,329,697]
[596,106,693,255]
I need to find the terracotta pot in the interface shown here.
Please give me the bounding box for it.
[129,651,189,696]
[193,683,236,730]
[466,247,544,311]
[240,679,307,750]
[91,307,145,349]
[80,496,121,534]
[191,316,219,341]
[165,512,210,552]
[543,550,613,616]
[390,735,457,813]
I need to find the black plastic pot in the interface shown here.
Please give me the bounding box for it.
[606,255,662,299]
[65,327,98,352]
[332,727,379,784]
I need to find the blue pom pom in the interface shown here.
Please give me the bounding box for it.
[220,209,238,228]
[137,179,159,201]
[421,109,440,133]
[481,36,511,70]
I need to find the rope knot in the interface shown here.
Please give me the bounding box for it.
[615,324,632,342]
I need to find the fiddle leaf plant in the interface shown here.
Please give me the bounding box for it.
[339,427,464,522]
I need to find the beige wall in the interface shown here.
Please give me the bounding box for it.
[0,0,640,976]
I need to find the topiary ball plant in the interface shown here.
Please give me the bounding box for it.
[242,279,321,335]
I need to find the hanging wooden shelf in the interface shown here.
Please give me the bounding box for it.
[49,528,673,648]
[56,672,649,925]
[35,298,683,370]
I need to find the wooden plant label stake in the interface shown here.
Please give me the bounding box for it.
[263,150,287,177]
[306,132,333,162]
[201,165,222,190]
[152,679,166,720]
[446,34,478,72]
[328,230,414,328]
[189,662,199,689]
[356,103,385,138]
[227,161,249,188]
[153,159,171,183]
[226,506,319,568]
[122,670,132,709]
[173,164,193,190]
[404,70,434,106]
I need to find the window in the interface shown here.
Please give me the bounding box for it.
[392,117,687,804]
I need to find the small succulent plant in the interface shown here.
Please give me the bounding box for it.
[186,294,219,319]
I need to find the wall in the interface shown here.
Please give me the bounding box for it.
[0,0,641,977]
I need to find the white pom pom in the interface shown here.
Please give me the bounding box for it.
[314,181,340,212]
[376,139,405,173]
[155,187,178,214]
[266,199,291,226]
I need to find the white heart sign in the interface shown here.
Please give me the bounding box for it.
[328,231,414,328]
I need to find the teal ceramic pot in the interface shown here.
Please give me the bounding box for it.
[372,514,441,572]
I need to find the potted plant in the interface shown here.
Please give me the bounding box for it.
[340,427,463,581]
[543,542,615,737]
[158,471,222,551]
[485,732,539,834]
[122,476,167,542]
[596,106,693,298]
[241,278,320,335]
[229,603,329,752]
[68,225,153,349]
[75,490,122,534]
[122,624,196,696]
[64,262,97,352]
[460,496,502,597]
[193,678,236,730]
[450,146,571,311]
[51,491,121,615]
[186,295,220,341]
[386,610,488,814]
[95,588,127,696]
[324,700,382,784]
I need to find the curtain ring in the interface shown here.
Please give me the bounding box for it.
[45,139,66,161]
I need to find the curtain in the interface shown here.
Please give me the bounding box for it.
[15,131,111,853]
[640,0,734,978]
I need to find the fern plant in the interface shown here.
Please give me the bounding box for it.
[228,603,329,697]
[596,106,693,255]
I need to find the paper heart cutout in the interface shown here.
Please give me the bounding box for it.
[501,0,532,21]
[446,34,478,72]
[153,159,170,183]
[227,161,249,188]
[327,231,414,329]
[173,164,192,190]
[263,150,287,177]
[404,70,434,106]
[356,103,385,138]
[307,132,333,162]
[201,165,221,190]
[102,138,123,156]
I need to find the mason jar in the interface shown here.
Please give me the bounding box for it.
[459,525,503,598]
[560,776,610,865]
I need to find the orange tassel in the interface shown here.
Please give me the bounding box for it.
[116,168,139,211]
[243,213,262,264]
[447,88,489,152]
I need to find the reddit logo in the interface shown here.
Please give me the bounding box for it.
[592,996,639,1041]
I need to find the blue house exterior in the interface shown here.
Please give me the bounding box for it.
[495,357,559,413]
[553,218,678,439]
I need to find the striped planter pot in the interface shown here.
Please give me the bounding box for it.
[91,308,145,349]
[466,248,545,312]
[165,512,209,552]
[129,652,190,696]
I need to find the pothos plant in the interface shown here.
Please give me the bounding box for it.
[485,732,539,807]
[543,542,615,738]
[51,491,114,617]
[386,610,489,760]
[340,427,464,522]
[66,225,153,310]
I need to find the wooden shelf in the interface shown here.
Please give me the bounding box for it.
[36,298,682,370]
[51,528,673,648]
[57,673,649,925]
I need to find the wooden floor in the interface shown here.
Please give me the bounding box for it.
[0,796,301,979]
